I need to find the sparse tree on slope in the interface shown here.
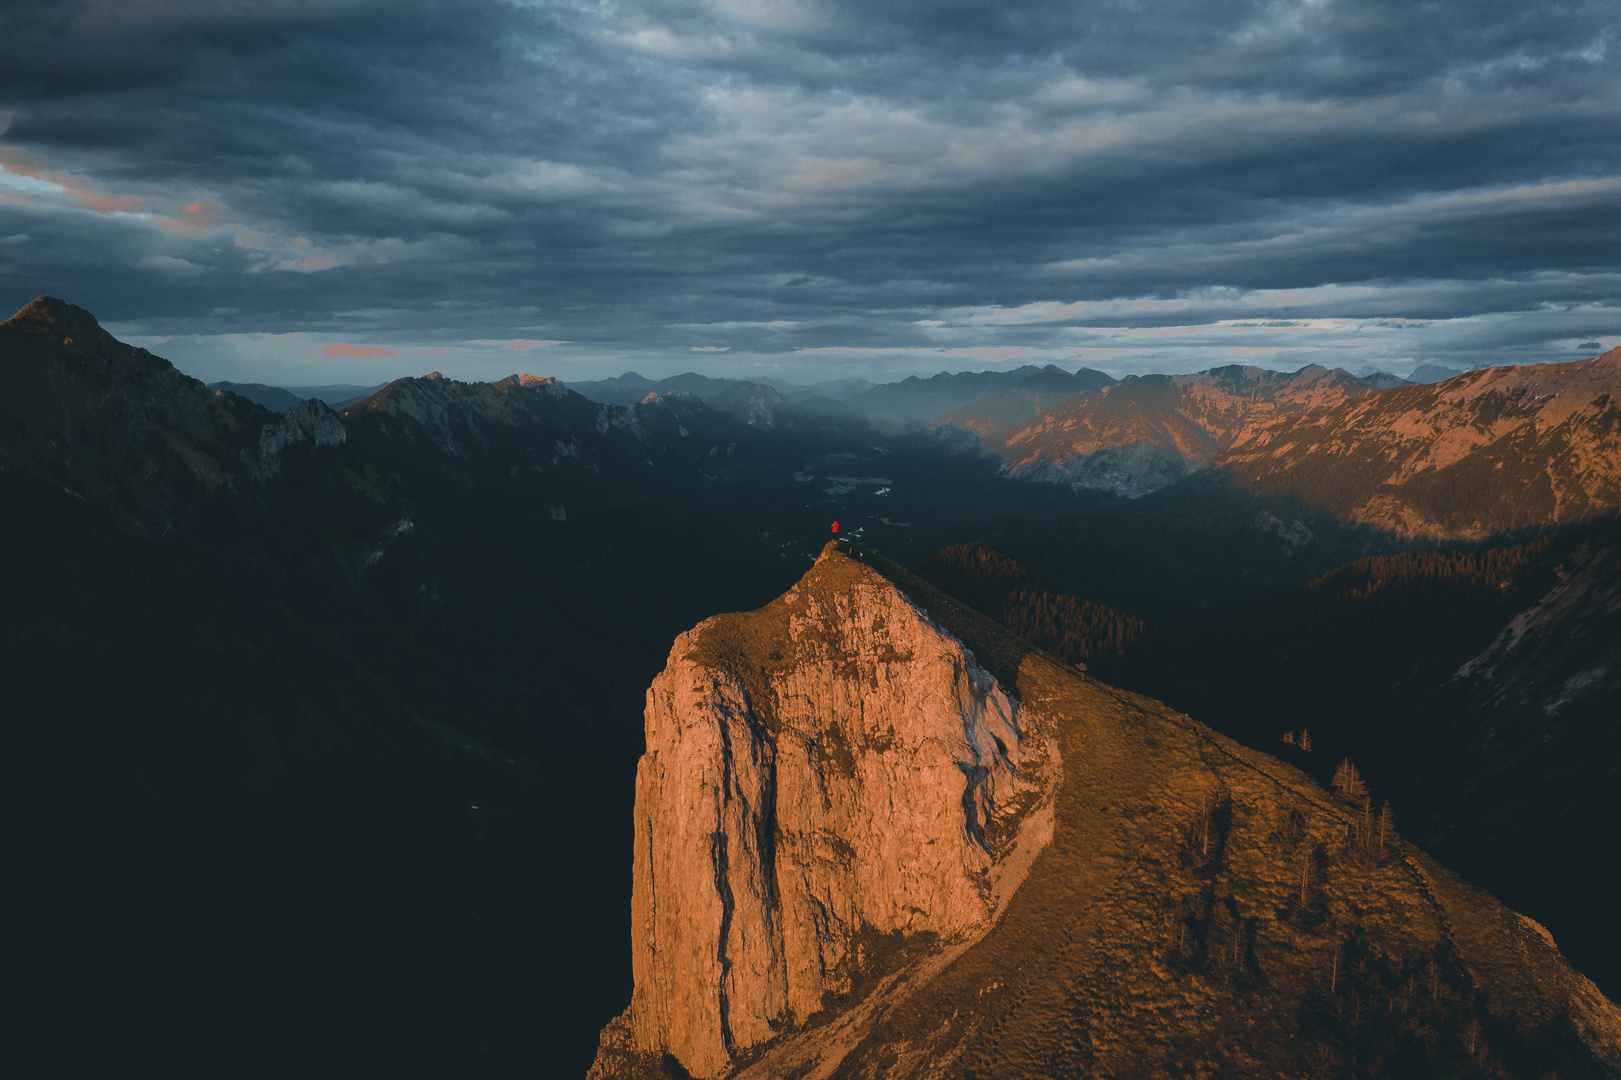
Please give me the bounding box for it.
[1332,757,1368,804]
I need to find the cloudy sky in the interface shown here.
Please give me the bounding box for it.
[1,0,1617,386]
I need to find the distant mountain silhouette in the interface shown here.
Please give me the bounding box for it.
[337,370,798,516]
[209,380,304,411]
[702,379,789,427]
[929,365,1115,442]
[1408,363,1469,383]
[565,370,738,406]
[841,364,1072,428]
[1355,369,1409,389]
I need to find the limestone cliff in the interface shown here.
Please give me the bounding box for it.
[593,542,1621,1080]
[593,541,1058,1079]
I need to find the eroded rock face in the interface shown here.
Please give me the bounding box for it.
[248,399,347,480]
[605,544,1057,1079]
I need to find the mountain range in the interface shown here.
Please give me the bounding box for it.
[928,364,1116,442]
[214,352,1621,548]
[1219,350,1621,539]
[984,364,1386,498]
[564,363,1119,437]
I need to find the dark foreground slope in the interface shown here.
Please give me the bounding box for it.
[2,298,800,1073]
[593,543,1621,1079]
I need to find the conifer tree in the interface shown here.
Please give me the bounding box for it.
[1332,757,1368,804]
[1299,728,1313,752]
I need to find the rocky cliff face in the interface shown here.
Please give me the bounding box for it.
[593,542,1621,1080]
[1218,349,1621,539]
[593,542,1060,1079]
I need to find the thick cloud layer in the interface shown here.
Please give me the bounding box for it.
[1,0,1617,383]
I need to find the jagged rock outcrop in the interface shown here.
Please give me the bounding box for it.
[593,542,1621,1080]
[247,398,347,480]
[593,543,1060,1079]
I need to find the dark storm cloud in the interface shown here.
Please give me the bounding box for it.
[0,0,1617,383]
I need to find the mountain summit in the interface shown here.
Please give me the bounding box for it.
[592,542,1621,1079]
[0,297,343,531]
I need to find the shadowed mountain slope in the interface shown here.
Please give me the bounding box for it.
[1,299,804,1073]
[591,542,1621,1080]
[1217,349,1621,540]
[0,297,345,532]
[339,371,794,509]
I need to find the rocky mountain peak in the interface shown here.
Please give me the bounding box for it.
[1,299,349,531]
[6,295,124,355]
[593,541,1060,1078]
[593,542,1621,1080]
